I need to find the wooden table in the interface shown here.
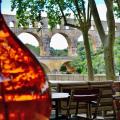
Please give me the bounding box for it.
[51,92,69,120]
[113,95,120,100]
[49,80,87,85]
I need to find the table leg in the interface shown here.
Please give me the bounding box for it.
[87,102,91,119]
[55,100,59,120]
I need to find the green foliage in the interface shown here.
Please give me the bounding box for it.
[70,41,87,74]
[10,0,94,78]
[113,0,120,18]
[11,0,87,29]
[114,37,120,73]
[70,57,87,74]
[45,0,62,29]
[71,37,119,75]
[25,44,40,56]
[92,50,105,74]
[45,0,85,29]
[11,0,45,27]
[60,65,67,73]
[50,47,68,56]
[71,41,105,74]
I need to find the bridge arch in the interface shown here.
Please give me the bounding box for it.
[40,62,50,73]
[50,32,76,56]
[59,61,76,74]
[26,32,44,55]
[50,33,68,50]
[17,32,44,56]
[77,34,83,42]
[77,32,101,53]
[58,32,72,47]
[88,33,101,52]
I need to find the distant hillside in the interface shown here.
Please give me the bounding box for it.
[50,47,68,56]
[25,44,40,56]
[25,44,68,56]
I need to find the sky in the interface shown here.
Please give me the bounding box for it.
[1,0,104,15]
[1,0,16,15]
[1,0,119,49]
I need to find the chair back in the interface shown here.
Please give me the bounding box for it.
[57,82,89,115]
[71,88,100,102]
[88,80,114,116]
[112,81,120,120]
[68,88,101,119]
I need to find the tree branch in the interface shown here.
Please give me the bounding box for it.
[64,2,79,21]
[74,0,83,25]
[81,0,86,22]
[117,0,120,8]
[104,0,115,46]
[56,0,81,29]
[89,0,106,44]
[87,3,91,29]
[64,22,81,29]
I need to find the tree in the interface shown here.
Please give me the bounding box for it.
[113,0,120,74]
[92,50,105,74]
[25,44,40,56]
[11,0,45,27]
[89,0,116,80]
[71,39,105,74]
[11,0,94,80]
[50,47,68,56]
[114,1,120,18]
[70,41,87,74]
[114,37,120,73]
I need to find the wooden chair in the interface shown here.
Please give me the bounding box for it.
[68,88,101,120]
[88,80,114,118]
[112,81,120,120]
[57,82,88,115]
[55,82,89,119]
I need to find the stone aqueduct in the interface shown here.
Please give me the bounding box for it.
[3,14,120,73]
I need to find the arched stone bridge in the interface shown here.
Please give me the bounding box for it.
[37,56,74,73]
[3,14,120,57]
[3,14,120,73]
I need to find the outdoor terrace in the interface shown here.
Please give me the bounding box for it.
[50,79,120,120]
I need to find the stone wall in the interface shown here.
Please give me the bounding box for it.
[47,74,119,81]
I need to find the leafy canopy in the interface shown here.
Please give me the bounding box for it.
[11,0,89,29]
[11,0,45,27]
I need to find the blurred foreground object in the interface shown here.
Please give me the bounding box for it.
[0,2,51,120]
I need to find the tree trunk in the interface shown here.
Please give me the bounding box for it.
[82,30,94,81]
[104,0,115,80]
[89,0,115,80]
[104,46,115,80]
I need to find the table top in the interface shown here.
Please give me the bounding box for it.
[52,92,69,100]
[113,95,120,100]
[49,80,87,85]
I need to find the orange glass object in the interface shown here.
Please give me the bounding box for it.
[0,13,51,120]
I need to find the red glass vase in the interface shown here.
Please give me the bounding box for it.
[0,13,51,120]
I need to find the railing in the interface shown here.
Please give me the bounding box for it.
[37,56,74,60]
[47,74,119,81]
